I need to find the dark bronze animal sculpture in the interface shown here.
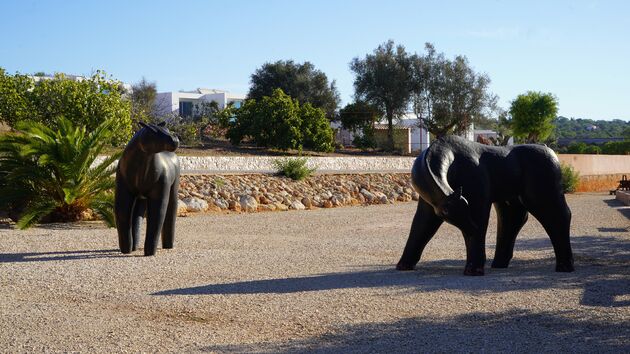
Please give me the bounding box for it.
[397,135,574,275]
[115,122,180,256]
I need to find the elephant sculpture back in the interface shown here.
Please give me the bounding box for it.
[115,122,181,256]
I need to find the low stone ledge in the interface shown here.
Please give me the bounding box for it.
[178,156,416,174]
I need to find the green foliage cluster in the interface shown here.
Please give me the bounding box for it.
[339,101,380,150]
[350,41,496,148]
[273,157,316,181]
[560,163,580,194]
[509,91,558,143]
[248,60,340,119]
[0,117,120,229]
[228,89,334,152]
[411,43,496,137]
[601,141,630,155]
[0,69,132,145]
[555,117,629,139]
[130,77,158,124]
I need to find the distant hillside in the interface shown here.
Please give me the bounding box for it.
[554,116,629,139]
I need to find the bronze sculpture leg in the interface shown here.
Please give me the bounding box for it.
[396,198,443,270]
[491,200,528,269]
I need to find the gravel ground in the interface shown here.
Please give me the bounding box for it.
[1,193,629,353]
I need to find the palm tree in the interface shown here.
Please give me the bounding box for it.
[0,117,121,229]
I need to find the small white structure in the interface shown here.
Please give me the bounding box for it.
[154,88,246,118]
[334,112,430,153]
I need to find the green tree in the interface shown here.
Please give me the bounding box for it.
[339,101,381,149]
[350,40,413,150]
[228,89,334,152]
[248,60,340,119]
[130,77,157,124]
[0,117,121,229]
[509,91,558,143]
[0,69,132,145]
[411,43,497,137]
[229,89,302,150]
[300,103,335,152]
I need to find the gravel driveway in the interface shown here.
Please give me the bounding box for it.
[1,193,628,353]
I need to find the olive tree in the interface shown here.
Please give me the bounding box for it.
[350,40,413,150]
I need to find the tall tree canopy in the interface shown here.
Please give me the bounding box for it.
[248,60,340,119]
[509,91,558,143]
[411,43,496,137]
[350,40,413,150]
[130,77,157,124]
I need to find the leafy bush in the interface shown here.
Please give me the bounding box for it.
[228,89,334,152]
[0,117,120,229]
[0,69,132,146]
[560,163,580,194]
[601,141,630,155]
[273,157,316,181]
[300,103,335,152]
[583,145,601,154]
[566,141,587,154]
[167,121,200,146]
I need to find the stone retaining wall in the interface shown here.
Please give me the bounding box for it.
[179,156,416,174]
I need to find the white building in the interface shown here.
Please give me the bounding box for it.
[154,88,246,118]
[334,112,431,153]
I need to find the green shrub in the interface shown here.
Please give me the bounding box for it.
[0,69,132,146]
[228,89,334,152]
[167,121,200,146]
[560,163,580,194]
[273,157,316,181]
[566,141,587,154]
[601,141,630,155]
[583,145,601,154]
[0,117,120,229]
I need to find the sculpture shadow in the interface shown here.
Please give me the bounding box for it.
[203,309,629,353]
[603,197,630,220]
[0,249,124,263]
[154,233,629,308]
[152,259,582,297]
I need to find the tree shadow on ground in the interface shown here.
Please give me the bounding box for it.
[0,249,125,263]
[202,309,629,353]
[603,197,630,220]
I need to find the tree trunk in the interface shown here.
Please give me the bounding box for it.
[386,111,394,151]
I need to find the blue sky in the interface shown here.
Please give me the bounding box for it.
[1,0,629,120]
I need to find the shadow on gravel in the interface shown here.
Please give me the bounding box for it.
[603,197,630,220]
[0,249,124,263]
[202,309,630,353]
[154,233,629,306]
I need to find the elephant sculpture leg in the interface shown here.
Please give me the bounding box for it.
[144,197,170,256]
[524,195,574,272]
[115,178,135,254]
[131,198,146,251]
[161,180,178,249]
[397,198,443,270]
[462,204,491,276]
[491,200,529,269]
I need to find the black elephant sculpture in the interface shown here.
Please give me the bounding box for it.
[115,122,180,256]
[397,135,574,275]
